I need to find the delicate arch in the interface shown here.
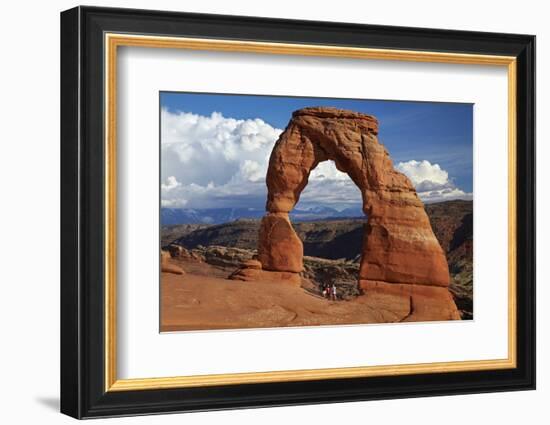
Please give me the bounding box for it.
[258,107,449,287]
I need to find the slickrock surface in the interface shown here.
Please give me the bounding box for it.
[160,245,459,331]
[162,260,410,332]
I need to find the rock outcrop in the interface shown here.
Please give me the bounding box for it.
[167,244,185,258]
[161,250,185,275]
[220,251,300,285]
[258,106,449,287]
[201,245,255,269]
[229,267,301,286]
[360,280,461,321]
[257,212,303,273]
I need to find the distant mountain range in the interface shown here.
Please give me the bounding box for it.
[161,206,364,225]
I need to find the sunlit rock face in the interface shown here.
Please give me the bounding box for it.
[258,106,450,287]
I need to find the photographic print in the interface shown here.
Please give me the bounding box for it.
[159,92,473,332]
[61,9,535,417]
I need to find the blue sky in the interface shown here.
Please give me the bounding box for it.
[160,92,473,210]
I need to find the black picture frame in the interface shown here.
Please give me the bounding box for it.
[60,5,536,419]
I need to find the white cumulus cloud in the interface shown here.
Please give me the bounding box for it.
[396,159,472,203]
[161,109,282,209]
[309,161,350,181]
[396,160,448,186]
[161,176,180,191]
[161,109,282,186]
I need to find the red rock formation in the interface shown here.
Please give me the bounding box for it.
[360,280,461,321]
[229,256,301,285]
[259,106,450,287]
[241,259,263,270]
[167,244,185,258]
[161,250,185,275]
[257,213,303,273]
[229,268,301,286]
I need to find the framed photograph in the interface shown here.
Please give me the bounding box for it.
[60,6,535,419]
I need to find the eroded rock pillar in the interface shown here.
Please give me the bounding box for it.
[258,212,303,273]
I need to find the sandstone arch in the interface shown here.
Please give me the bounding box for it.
[257,107,450,288]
